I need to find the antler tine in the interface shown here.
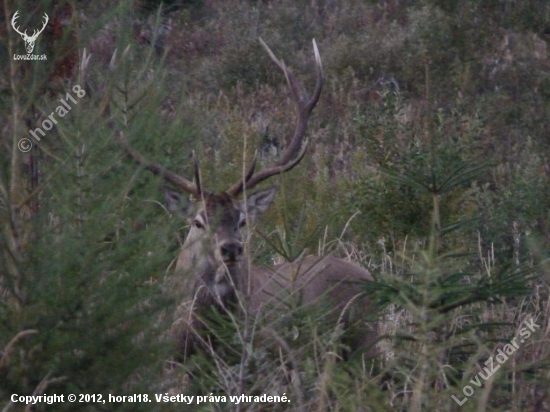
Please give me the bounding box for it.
[11,11,26,36]
[228,39,323,196]
[239,139,310,191]
[244,152,258,183]
[37,13,49,35]
[115,131,200,196]
[259,38,286,75]
[192,150,203,197]
[226,152,258,196]
[308,39,324,113]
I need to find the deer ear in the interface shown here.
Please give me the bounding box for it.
[244,186,277,221]
[164,186,194,217]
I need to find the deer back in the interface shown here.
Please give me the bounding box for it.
[248,255,376,353]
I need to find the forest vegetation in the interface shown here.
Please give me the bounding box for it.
[1,0,550,410]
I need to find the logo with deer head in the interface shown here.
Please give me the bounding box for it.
[11,10,49,54]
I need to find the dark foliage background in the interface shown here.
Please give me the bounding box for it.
[1,0,549,410]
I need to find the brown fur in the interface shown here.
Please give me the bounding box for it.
[168,191,376,359]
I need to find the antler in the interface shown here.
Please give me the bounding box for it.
[11,11,49,40]
[116,39,322,199]
[11,11,26,37]
[227,38,324,196]
[32,13,49,40]
[115,131,203,197]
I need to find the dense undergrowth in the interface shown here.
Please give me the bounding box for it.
[1,0,549,410]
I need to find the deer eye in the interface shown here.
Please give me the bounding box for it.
[194,219,205,229]
[238,220,246,228]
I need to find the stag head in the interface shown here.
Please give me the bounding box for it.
[164,183,277,303]
[11,11,49,54]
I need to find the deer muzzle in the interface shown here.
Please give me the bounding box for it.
[220,241,243,264]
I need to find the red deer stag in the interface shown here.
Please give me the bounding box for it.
[116,39,376,359]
